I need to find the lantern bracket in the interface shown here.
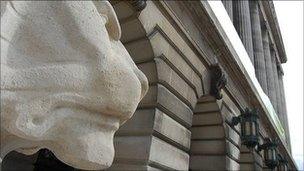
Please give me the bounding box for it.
[230,116,240,126]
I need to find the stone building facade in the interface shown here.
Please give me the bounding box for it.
[1,0,297,170]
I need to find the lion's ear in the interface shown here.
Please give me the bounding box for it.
[93,1,121,41]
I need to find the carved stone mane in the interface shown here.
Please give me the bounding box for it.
[210,64,227,100]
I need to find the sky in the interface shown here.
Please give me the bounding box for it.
[273,1,304,170]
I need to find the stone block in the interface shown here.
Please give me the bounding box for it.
[191,125,225,139]
[226,156,240,171]
[157,84,193,127]
[190,140,225,155]
[113,136,152,161]
[149,136,189,170]
[192,112,223,126]
[153,109,191,150]
[116,109,155,136]
[139,85,157,107]
[240,152,254,163]
[222,91,241,116]
[155,58,197,108]
[226,140,240,161]
[150,32,203,97]
[112,1,134,21]
[121,18,146,43]
[194,102,220,113]
[137,61,157,84]
[108,164,161,171]
[190,155,226,170]
[253,151,263,167]
[125,38,154,63]
[240,164,254,171]
[224,123,241,147]
[221,104,241,133]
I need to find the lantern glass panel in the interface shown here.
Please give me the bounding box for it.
[266,149,271,161]
[245,122,251,136]
[251,122,256,136]
[272,149,276,161]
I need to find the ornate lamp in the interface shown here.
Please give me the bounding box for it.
[277,154,288,171]
[258,138,278,169]
[231,108,259,149]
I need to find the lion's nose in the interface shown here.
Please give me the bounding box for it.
[133,68,148,100]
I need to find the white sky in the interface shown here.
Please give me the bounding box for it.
[273,1,303,170]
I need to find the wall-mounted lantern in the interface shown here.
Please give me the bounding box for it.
[277,154,288,171]
[258,138,278,169]
[230,108,259,149]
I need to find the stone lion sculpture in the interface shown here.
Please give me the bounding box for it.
[0,1,148,170]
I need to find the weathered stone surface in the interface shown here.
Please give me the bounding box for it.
[120,18,147,43]
[155,58,197,108]
[157,85,193,127]
[190,140,225,155]
[191,126,225,139]
[108,164,161,171]
[192,112,223,126]
[226,156,240,171]
[233,0,254,63]
[1,1,148,170]
[125,38,154,63]
[224,124,241,147]
[262,26,277,107]
[137,61,157,83]
[190,156,226,170]
[250,0,268,94]
[139,85,157,107]
[112,1,134,21]
[194,102,220,113]
[153,109,191,150]
[222,90,241,116]
[149,136,189,170]
[240,163,254,170]
[116,109,155,136]
[141,1,207,75]
[113,136,151,162]
[226,140,240,161]
[150,32,203,97]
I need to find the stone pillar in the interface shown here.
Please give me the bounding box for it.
[278,69,292,152]
[233,0,254,63]
[249,1,268,94]
[261,26,276,107]
[271,48,280,114]
[222,0,233,21]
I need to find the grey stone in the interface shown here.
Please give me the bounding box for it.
[149,136,189,170]
[191,125,225,139]
[192,112,223,126]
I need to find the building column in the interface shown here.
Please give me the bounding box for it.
[261,26,276,108]
[249,1,268,94]
[278,69,292,152]
[271,48,280,114]
[222,0,233,21]
[233,0,254,63]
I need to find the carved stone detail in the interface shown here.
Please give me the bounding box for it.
[0,1,148,170]
[210,64,227,100]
